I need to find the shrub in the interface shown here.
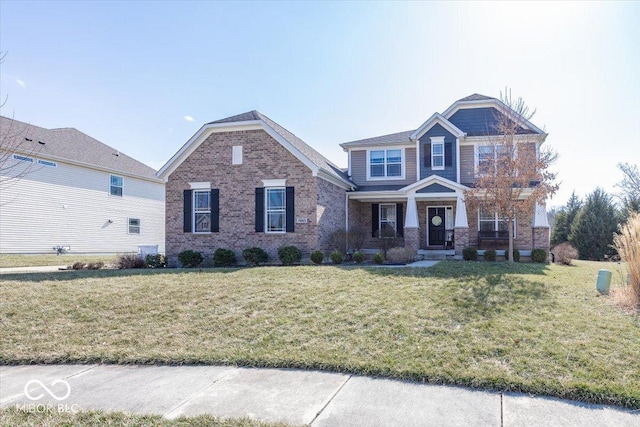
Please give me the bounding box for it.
[505,248,521,262]
[386,247,414,264]
[551,242,578,266]
[278,246,302,266]
[178,250,203,268]
[484,249,497,262]
[328,229,347,254]
[115,253,146,269]
[375,228,401,254]
[531,249,547,263]
[86,261,104,270]
[310,250,324,265]
[243,247,269,266]
[72,261,86,270]
[352,250,365,264]
[463,246,478,261]
[612,212,640,307]
[373,252,384,264]
[330,250,343,264]
[145,254,166,268]
[348,226,367,252]
[213,249,236,267]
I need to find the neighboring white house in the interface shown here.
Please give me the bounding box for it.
[0,116,165,254]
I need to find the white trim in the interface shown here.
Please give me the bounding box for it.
[430,137,445,171]
[109,174,123,197]
[478,206,517,238]
[192,189,212,234]
[127,217,141,235]
[533,202,550,228]
[265,187,286,234]
[410,113,466,141]
[455,137,461,183]
[401,174,468,194]
[366,147,405,181]
[405,196,419,228]
[347,148,352,177]
[189,181,211,190]
[415,139,420,181]
[262,178,287,187]
[379,203,398,238]
[455,197,469,228]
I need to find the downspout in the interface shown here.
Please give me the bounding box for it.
[345,192,349,250]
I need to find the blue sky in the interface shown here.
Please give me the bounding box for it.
[1,1,638,207]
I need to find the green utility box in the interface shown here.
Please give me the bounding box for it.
[596,269,612,295]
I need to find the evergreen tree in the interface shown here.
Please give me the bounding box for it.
[550,192,582,246]
[569,188,619,260]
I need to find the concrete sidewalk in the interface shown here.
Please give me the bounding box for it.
[1,365,638,426]
[0,265,67,274]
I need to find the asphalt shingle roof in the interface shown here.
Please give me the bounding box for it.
[0,116,158,180]
[340,130,414,147]
[209,110,352,186]
[456,93,496,102]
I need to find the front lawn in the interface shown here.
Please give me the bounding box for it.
[1,261,638,408]
[0,254,116,268]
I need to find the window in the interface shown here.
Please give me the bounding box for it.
[37,159,57,167]
[431,142,445,170]
[266,187,286,233]
[477,144,508,174]
[13,154,33,163]
[478,206,514,235]
[128,218,140,234]
[368,149,402,179]
[193,190,211,233]
[379,203,397,237]
[110,175,123,196]
[232,145,243,165]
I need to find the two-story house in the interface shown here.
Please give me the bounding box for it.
[159,94,550,265]
[0,116,165,254]
[342,93,550,257]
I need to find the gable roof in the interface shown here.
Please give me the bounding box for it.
[409,112,466,141]
[339,130,414,149]
[0,116,159,180]
[158,111,354,189]
[456,93,496,102]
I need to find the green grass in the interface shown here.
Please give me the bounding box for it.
[1,261,638,408]
[0,254,117,268]
[0,407,297,427]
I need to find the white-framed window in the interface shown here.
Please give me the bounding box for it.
[379,203,397,237]
[37,159,57,167]
[368,149,403,179]
[13,154,34,163]
[266,187,286,233]
[193,190,211,233]
[478,206,515,236]
[110,175,123,196]
[128,218,141,234]
[477,144,509,174]
[232,145,243,165]
[431,141,445,170]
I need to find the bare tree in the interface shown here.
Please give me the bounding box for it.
[0,51,43,204]
[464,89,559,263]
[616,162,640,218]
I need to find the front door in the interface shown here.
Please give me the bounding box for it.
[428,207,446,246]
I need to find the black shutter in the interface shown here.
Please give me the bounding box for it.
[396,203,404,237]
[183,190,192,232]
[372,203,379,237]
[211,189,219,232]
[285,186,295,233]
[255,188,264,232]
[445,142,453,167]
[424,143,431,167]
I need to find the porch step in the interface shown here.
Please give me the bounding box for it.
[418,249,455,260]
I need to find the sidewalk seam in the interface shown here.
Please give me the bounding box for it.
[500,393,504,427]
[309,374,352,426]
[162,367,238,418]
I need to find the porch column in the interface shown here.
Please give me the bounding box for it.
[532,202,551,253]
[404,195,420,253]
[454,196,469,256]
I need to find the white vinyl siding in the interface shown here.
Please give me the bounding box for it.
[0,157,164,253]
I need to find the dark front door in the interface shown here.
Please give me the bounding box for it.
[428,207,446,246]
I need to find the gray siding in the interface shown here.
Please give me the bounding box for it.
[460,145,476,186]
[449,107,537,136]
[419,124,457,182]
[416,183,457,194]
[350,148,417,187]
